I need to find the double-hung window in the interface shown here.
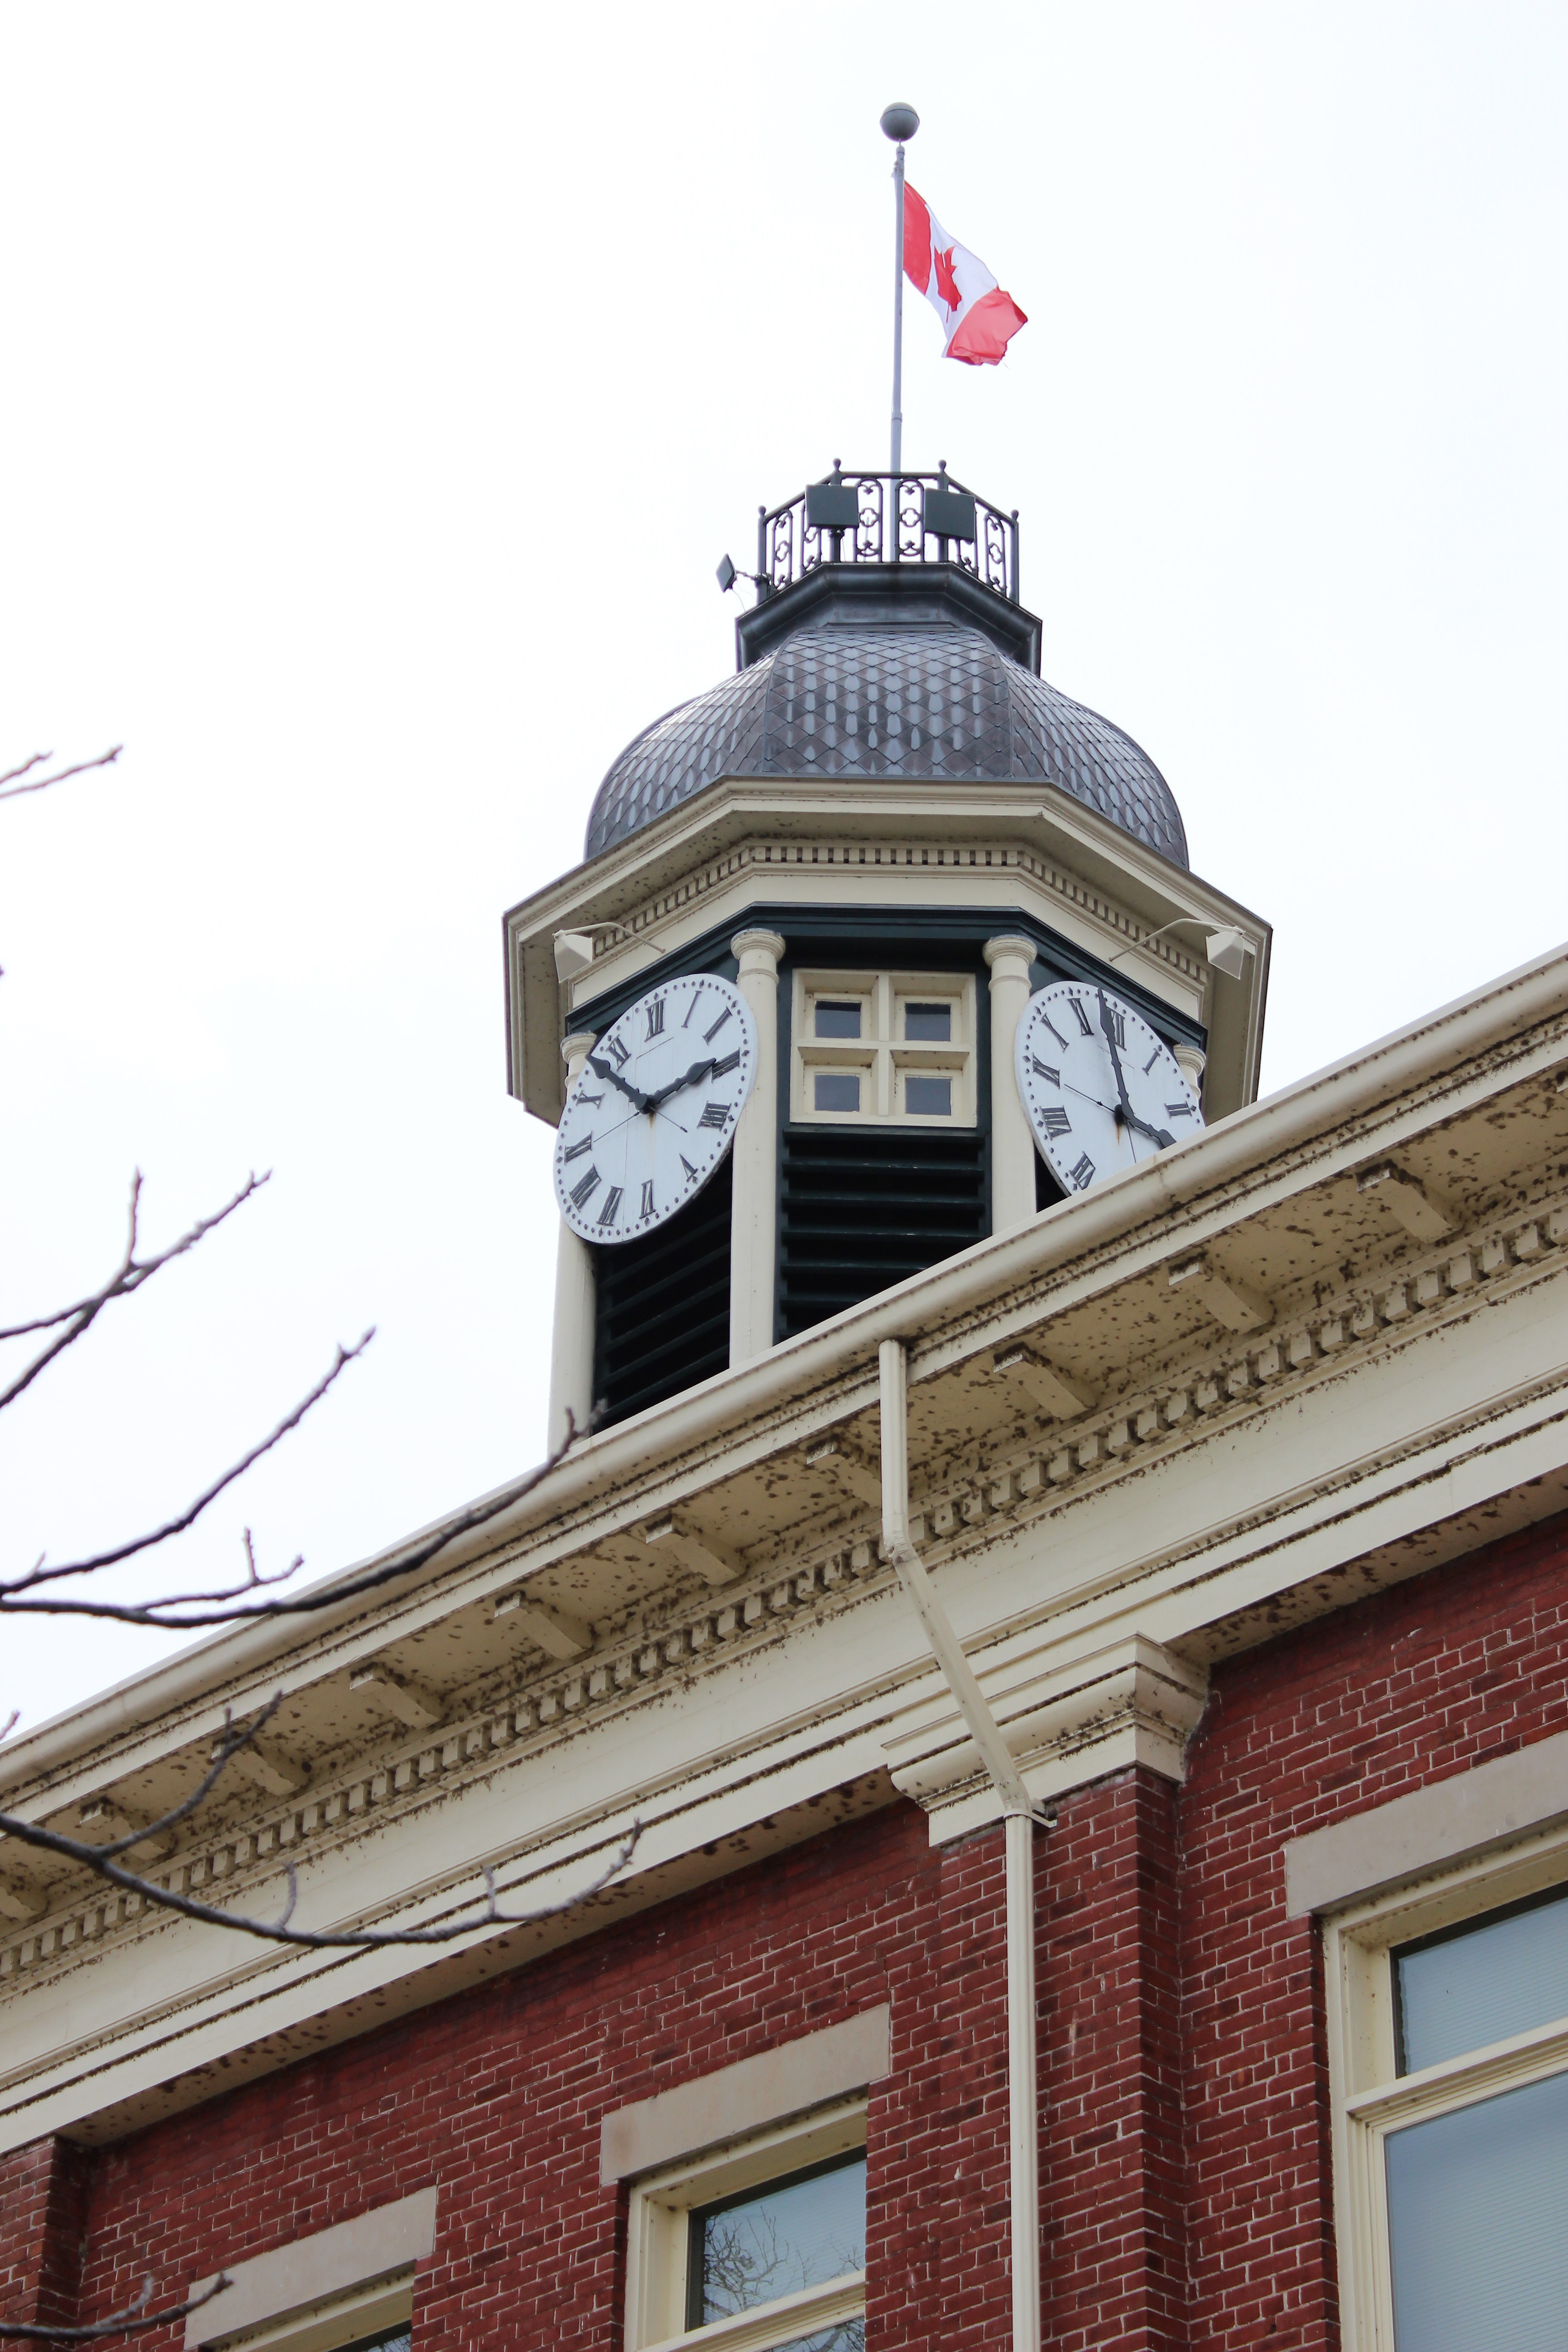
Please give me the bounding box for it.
[1326,1835,1568,2351]
[624,2101,866,2352]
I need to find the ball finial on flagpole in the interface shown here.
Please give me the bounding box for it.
[880,102,919,142]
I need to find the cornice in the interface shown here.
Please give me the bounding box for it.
[5,1180,1565,1997]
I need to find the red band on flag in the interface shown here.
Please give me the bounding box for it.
[902,182,932,296]
[945,286,1029,368]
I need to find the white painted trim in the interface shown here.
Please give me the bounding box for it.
[638,2272,865,2352]
[185,2188,437,2351]
[1285,1729,1568,1917]
[601,2004,889,2184]
[1321,1828,1568,2351]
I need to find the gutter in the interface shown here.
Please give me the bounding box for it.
[6,939,1567,1792]
[879,1337,1046,2352]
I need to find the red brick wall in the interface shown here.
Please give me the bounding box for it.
[0,1804,1023,2352]
[1179,1506,1568,2351]
[3,1506,1564,2352]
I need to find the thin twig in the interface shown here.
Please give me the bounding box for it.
[0,1799,641,1950]
[0,2272,230,2342]
[0,745,122,806]
[0,1415,578,1627]
[1,1333,372,1592]
[0,1171,269,1407]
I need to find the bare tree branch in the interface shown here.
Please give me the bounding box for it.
[0,745,122,806]
[0,1413,580,1628]
[0,1788,641,1950]
[0,1171,270,1404]
[1,1331,373,1593]
[0,2271,230,2342]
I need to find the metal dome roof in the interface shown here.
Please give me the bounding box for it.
[584,616,1188,869]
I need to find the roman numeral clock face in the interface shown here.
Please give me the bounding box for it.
[1014,980,1202,1196]
[553,974,758,1243]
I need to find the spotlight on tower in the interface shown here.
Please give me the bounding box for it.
[880,102,919,142]
[715,554,736,593]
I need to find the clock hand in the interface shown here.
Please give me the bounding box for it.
[643,1055,716,1112]
[586,1053,656,1116]
[1097,990,1176,1151]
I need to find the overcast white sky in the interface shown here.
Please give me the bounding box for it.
[2,3,1564,1734]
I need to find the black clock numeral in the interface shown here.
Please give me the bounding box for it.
[1040,1106,1072,1139]
[711,1048,742,1078]
[1030,1055,1059,1086]
[569,1166,601,1209]
[698,1102,729,1130]
[1105,1002,1127,1048]
[1067,1152,1096,1191]
[680,1154,699,1179]
[598,1186,623,1226]
[681,990,700,1028]
[603,1035,630,1068]
[1142,1046,1161,1075]
[703,1005,733,1044]
[562,1133,593,1162]
[1040,1009,1069,1053]
[1166,1102,1196,1121]
[1069,995,1094,1036]
[640,1180,655,1218]
[645,998,665,1039]
[577,1088,604,1107]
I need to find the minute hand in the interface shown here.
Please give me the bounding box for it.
[643,1055,716,1112]
[1097,991,1175,1150]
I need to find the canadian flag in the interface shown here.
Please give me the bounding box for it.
[903,184,1027,366]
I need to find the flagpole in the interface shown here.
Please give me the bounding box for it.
[881,104,919,484]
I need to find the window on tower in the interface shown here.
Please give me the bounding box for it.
[793,971,975,1127]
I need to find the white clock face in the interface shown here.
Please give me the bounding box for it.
[554,973,758,1244]
[1015,980,1202,1196]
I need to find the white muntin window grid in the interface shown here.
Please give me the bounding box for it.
[623,2097,867,2352]
[1323,1822,1568,2352]
[791,968,977,1127]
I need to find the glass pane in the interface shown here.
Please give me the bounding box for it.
[1386,2068,1568,2351]
[905,1075,952,1117]
[691,2152,866,2325]
[815,1002,862,1039]
[814,1072,860,1112]
[1398,1889,1568,2072]
[904,1002,951,1042]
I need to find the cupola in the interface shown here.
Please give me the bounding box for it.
[503,465,1270,1442]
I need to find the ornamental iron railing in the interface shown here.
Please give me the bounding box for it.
[757,464,1020,606]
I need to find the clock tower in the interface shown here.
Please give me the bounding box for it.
[503,464,1270,1442]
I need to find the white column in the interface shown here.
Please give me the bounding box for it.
[729,928,786,1367]
[1175,1041,1207,1105]
[547,1030,597,1454]
[984,935,1039,1236]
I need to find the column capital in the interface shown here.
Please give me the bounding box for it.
[1174,1043,1207,1089]
[731,927,786,975]
[983,933,1037,977]
[561,1031,598,1084]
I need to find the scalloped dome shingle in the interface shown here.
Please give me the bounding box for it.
[585,621,1187,869]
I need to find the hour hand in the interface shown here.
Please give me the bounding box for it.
[586,1053,655,1114]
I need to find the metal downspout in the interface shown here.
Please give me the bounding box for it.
[878,1338,1043,2352]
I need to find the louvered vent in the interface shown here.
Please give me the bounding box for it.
[778,1127,989,1342]
[592,1156,732,1430]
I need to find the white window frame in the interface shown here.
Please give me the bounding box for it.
[623,2095,867,2352]
[1323,1819,1568,2351]
[791,968,976,1128]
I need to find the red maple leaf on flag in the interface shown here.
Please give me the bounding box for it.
[933,243,961,312]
